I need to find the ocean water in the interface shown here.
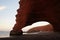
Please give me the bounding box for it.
[0,31,10,38]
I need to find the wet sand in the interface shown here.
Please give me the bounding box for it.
[0,32,60,40]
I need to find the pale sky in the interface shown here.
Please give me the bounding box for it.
[0,0,19,31]
[22,21,50,32]
[0,0,50,32]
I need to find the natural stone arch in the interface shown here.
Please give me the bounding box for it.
[11,0,60,32]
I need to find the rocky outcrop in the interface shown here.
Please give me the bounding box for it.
[12,0,60,32]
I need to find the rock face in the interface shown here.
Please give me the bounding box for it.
[12,0,60,32]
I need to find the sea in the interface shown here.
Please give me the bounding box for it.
[0,31,10,38]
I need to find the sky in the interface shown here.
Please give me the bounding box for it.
[0,0,19,31]
[0,0,50,32]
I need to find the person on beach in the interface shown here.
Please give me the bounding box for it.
[10,0,60,36]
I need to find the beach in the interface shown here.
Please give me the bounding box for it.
[0,32,60,40]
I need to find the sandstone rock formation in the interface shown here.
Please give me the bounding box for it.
[12,0,60,32]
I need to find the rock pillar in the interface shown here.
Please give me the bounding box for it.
[12,0,60,32]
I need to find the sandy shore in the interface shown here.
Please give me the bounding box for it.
[0,32,60,40]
